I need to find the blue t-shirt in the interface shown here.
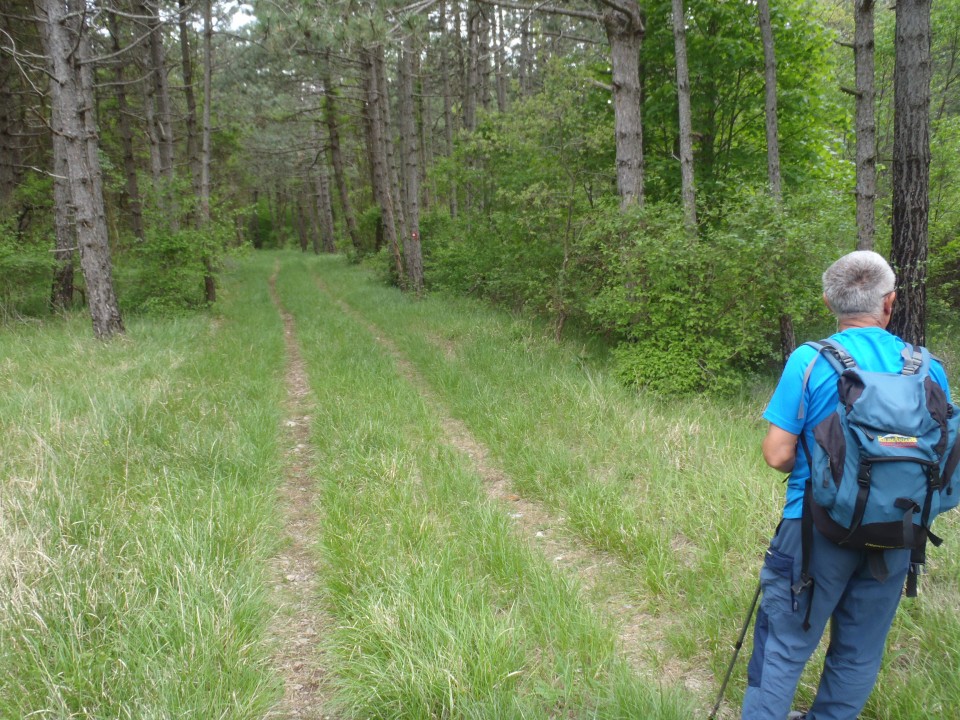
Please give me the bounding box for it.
[764,327,952,519]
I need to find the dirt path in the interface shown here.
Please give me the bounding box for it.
[266,273,336,720]
[316,280,721,712]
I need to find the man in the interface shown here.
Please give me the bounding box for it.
[741,250,951,720]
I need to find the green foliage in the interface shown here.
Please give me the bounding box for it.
[0,175,57,318]
[118,222,227,316]
[584,190,848,394]
[641,0,849,203]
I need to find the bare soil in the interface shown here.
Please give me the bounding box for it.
[266,273,337,720]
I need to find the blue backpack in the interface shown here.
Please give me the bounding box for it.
[795,338,960,625]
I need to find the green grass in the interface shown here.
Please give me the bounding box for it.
[4,250,957,719]
[0,259,286,718]
[275,255,695,718]
[304,251,960,719]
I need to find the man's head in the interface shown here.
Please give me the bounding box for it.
[822,250,897,325]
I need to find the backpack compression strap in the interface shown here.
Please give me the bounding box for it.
[793,339,929,622]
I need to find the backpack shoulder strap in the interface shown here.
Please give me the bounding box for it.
[900,343,928,377]
[797,340,853,420]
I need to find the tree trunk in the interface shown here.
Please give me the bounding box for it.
[36,0,124,338]
[440,0,459,218]
[362,47,404,281]
[178,0,202,199]
[322,51,361,251]
[376,45,408,244]
[107,12,144,240]
[316,160,336,254]
[890,0,932,346]
[478,5,492,112]
[758,0,782,203]
[495,5,508,112]
[602,6,645,210]
[144,1,175,182]
[672,0,696,232]
[854,0,877,251]
[399,36,425,293]
[296,190,308,251]
[465,2,480,131]
[0,50,22,206]
[518,15,531,97]
[201,0,214,303]
[758,0,794,359]
[50,119,75,310]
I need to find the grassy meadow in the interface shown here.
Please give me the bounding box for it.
[2,250,958,718]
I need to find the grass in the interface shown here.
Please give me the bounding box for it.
[274,256,695,718]
[304,251,960,719]
[3,249,957,718]
[0,259,286,718]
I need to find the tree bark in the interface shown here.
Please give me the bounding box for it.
[142,0,175,182]
[296,192,309,252]
[200,0,212,225]
[0,50,22,206]
[518,14,531,97]
[495,5,508,112]
[854,0,877,250]
[36,0,124,337]
[376,45,408,244]
[672,0,696,232]
[107,12,144,240]
[178,0,202,199]
[201,0,214,302]
[890,0,932,346]
[322,51,361,251]
[758,0,782,203]
[601,5,645,210]
[51,114,75,310]
[440,0,459,218]
[465,1,480,131]
[315,159,336,254]
[399,35,425,293]
[362,47,404,280]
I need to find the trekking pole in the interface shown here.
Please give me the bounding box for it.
[707,580,762,720]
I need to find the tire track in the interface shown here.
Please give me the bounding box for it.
[266,271,337,720]
[314,278,720,710]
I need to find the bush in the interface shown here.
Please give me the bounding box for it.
[119,223,227,315]
[0,176,58,317]
[582,189,847,395]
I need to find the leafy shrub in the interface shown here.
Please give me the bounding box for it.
[582,189,847,395]
[119,223,227,315]
[0,175,58,317]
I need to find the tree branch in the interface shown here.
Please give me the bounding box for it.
[474,0,601,23]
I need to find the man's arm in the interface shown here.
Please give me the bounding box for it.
[762,424,798,473]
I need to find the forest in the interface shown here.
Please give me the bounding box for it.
[2,0,959,391]
[3,1,960,719]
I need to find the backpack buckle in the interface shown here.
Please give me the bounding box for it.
[929,464,942,491]
[857,459,871,487]
[791,573,813,595]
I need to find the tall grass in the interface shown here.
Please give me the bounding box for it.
[274,255,695,718]
[0,259,286,718]
[308,252,960,718]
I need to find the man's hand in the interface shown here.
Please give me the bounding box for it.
[763,424,798,473]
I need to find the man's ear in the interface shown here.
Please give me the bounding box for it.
[883,291,896,315]
[823,293,831,311]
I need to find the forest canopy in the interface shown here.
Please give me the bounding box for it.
[2,0,959,392]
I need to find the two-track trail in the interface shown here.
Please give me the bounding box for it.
[266,272,336,720]
[314,276,717,710]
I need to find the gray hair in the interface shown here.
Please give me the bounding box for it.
[822,250,896,320]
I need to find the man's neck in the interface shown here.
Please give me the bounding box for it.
[838,316,884,332]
